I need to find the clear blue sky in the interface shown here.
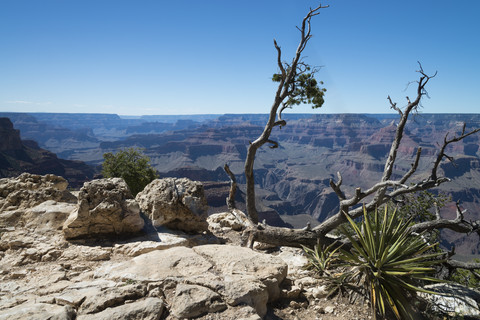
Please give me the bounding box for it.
[1,0,479,115]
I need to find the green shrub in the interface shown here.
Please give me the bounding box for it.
[448,260,480,288]
[102,147,158,196]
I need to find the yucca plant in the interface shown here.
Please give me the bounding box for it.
[303,241,362,298]
[302,240,342,276]
[339,206,445,320]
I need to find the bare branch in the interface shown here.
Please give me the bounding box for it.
[275,102,291,129]
[388,96,402,115]
[409,202,477,234]
[445,259,480,271]
[399,147,422,184]
[434,202,441,220]
[266,139,279,149]
[273,120,287,128]
[223,164,237,210]
[329,171,346,200]
[274,39,285,78]
[432,125,480,180]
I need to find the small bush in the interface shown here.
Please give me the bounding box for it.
[102,147,158,196]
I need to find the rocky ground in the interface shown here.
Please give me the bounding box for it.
[0,226,373,320]
[0,173,476,319]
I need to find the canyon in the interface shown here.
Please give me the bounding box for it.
[2,112,480,257]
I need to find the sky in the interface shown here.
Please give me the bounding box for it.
[0,0,479,116]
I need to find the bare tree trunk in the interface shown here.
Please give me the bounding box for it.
[224,164,237,210]
[243,4,326,223]
[245,142,260,223]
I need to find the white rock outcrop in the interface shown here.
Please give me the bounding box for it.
[135,178,209,233]
[0,173,75,227]
[63,178,145,239]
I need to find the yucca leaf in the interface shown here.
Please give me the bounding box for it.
[386,253,444,267]
[340,227,370,260]
[342,211,368,248]
[363,209,376,259]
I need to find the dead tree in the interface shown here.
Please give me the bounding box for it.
[244,3,327,224]
[241,64,480,251]
[226,3,480,271]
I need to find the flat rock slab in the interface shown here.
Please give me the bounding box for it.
[94,244,288,318]
[0,303,75,320]
[95,246,213,281]
[77,297,164,320]
[192,245,288,282]
[113,233,190,257]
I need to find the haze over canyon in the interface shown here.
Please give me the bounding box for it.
[2,112,480,258]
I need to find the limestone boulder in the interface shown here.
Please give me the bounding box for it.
[207,211,244,232]
[0,173,75,227]
[135,178,208,232]
[192,245,288,283]
[113,236,189,257]
[63,178,145,239]
[94,246,213,281]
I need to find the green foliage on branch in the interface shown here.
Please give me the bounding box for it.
[102,148,158,196]
[398,191,450,223]
[272,66,326,109]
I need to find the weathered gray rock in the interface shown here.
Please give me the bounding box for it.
[63,178,145,239]
[0,303,75,320]
[207,211,244,232]
[77,297,164,320]
[60,245,112,262]
[0,173,75,226]
[192,245,288,283]
[94,244,287,318]
[219,274,269,316]
[95,246,213,281]
[135,178,208,232]
[0,228,71,266]
[208,305,262,320]
[167,283,227,318]
[276,246,310,277]
[79,284,147,314]
[24,200,76,232]
[113,235,189,257]
[421,283,480,317]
